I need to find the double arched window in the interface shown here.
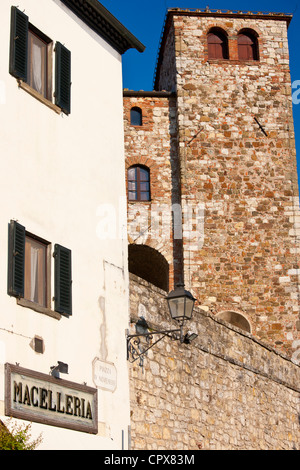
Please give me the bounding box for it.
[207,28,229,59]
[128,165,150,201]
[207,28,259,61]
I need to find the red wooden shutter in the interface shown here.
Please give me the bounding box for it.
[238,33,258,60]
[207,32,228,59]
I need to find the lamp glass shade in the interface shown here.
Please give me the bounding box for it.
[167,285,196,322]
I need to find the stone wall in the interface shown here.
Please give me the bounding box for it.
[128,273,300,450]
[154,10,300,356]
[123,92,182,288]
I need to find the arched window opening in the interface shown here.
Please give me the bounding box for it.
[217,311,251,333]
[207,28,229,59]
[238,30,259,61]
[130,107,142,126]
[128,244,169,292]
[128,165,150,201]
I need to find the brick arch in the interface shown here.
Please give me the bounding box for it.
[204,24,230,38]
[125,156,158,171]
[216,310,252,333]
[141,238,173,264]
[234,24,262,38]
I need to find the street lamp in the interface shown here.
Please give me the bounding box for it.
[50,361,69,378]
[126,284,197,366]
[166,283,196,323]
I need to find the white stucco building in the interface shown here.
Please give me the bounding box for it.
[0,0,144,450]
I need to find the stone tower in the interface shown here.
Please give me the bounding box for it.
[124,8,300,358]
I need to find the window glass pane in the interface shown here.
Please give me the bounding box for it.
[139,168,149,181]
[130,107,142,126]
[140,192,150,201]
[128,181,137,190]
[128,191,137,201]
[24,236,47,307]
[140,182,149,191]
[128,167,137,180]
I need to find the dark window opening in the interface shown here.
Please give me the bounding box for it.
[128,244,169,292]
[207,28,229,59]
[128,165,150,201]
[238,30,259,61]
[130,107,142,126]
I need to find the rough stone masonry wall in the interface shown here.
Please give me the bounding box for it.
[156,12,300,357]
[123,94,181,288]
[128,274,300,450]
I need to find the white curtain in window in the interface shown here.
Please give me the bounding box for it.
[30,246,39,303]
[32,39,43,94]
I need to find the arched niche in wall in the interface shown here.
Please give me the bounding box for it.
[216,310,251,333]
[128,244,169,292]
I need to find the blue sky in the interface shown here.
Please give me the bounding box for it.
[100,0,300,181]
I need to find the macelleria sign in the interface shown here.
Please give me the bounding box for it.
[5,363,98,434]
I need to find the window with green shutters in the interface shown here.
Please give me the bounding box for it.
[9,6,71,114]
[7,221,72,317]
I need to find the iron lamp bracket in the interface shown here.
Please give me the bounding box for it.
[126,321,197,368]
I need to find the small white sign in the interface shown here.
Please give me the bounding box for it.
[92,358,117,392]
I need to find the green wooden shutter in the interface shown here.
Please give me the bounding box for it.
[7,220,25,298]
[54,244,72,315]
[55,42,71,115]
[9,6,28,81]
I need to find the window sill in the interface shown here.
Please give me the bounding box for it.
[128,200,152,204]
[17,80,62,114]
[17,298,62,320]
[207,59,260,65]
